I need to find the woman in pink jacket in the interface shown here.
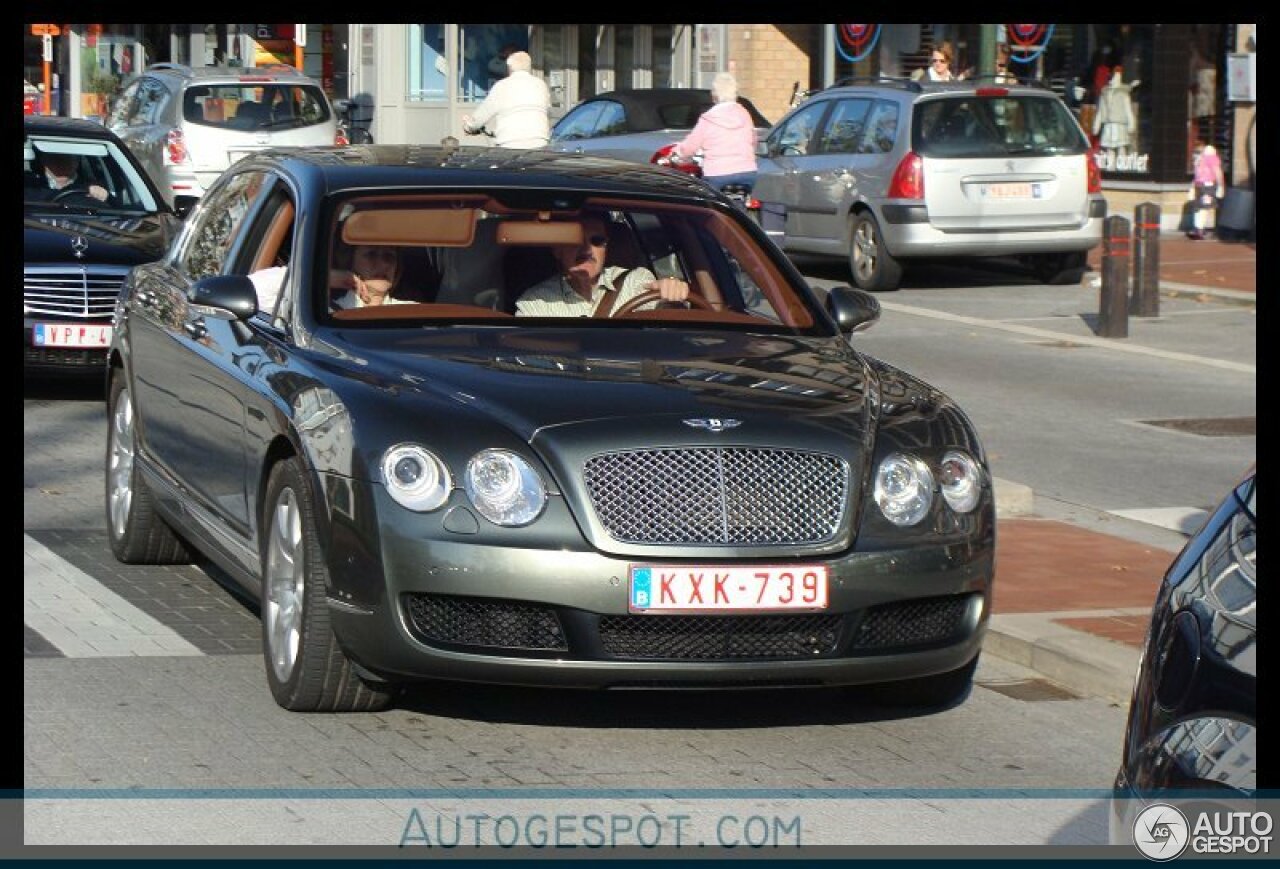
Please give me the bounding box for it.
[672,72,758,193]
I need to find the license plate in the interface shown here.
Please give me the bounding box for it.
[983,182,1041,199]
[629,565,829,613]
[32,323,112,348]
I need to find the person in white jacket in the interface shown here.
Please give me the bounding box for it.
[461,51,551,149]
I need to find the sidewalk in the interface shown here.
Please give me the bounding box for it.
[984,236,1253,702]
[1086,232,1256,297]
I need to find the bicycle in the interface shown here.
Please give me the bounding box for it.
[334,98,374,145]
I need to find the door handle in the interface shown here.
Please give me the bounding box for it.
[183,320,208,341]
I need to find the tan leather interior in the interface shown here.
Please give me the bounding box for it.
[251,200,295,273]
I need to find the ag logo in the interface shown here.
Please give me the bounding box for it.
[1133,804,1190,861]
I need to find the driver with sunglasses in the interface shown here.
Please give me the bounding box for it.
[514,213,691,317]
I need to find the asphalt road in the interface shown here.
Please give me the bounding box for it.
[20,263,1255,850]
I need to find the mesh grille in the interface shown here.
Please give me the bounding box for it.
[584,448,848,545]
[599,614,843,660]
[24,267,128,319]
[850,595,972,650]
[24,346,108,367]
[403,594,567,652]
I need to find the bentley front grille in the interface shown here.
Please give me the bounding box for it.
[403,593,568,653]
[583,447,849,546]
[599,613,844,660]
[24,266,130,320]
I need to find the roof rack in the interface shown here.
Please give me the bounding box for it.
[825,76,922,93]
[146,62,193,75]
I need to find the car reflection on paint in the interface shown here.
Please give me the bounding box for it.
[105,144,994,713]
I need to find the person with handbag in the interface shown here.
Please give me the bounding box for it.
[1188,142,1225,240]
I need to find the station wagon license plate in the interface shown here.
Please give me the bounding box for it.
[629,565,829,613]
[32,323,111,349]
[982,182,1042,199]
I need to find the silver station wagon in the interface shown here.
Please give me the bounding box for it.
[755,77,1107,291]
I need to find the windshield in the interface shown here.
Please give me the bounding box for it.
[316,194,824,334]
[182,83,332,130]
[24,135,161,213]
[912,95,1089,158]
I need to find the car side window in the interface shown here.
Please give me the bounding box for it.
[769,101,828,157]
[815,98,871,155]
[594,101,627,136]
[134,80,169,126]
[236,186,296,321]
[176,171,271,281]
[551,103,605,141]
[857,101,900,154]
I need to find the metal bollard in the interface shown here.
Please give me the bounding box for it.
[1098,214,1130,338]
[1130,202,1161,317]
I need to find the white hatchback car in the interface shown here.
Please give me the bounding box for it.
[107,63,339,214]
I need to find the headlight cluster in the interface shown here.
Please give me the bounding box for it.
[873,450,984,527]
[380,444,547,527]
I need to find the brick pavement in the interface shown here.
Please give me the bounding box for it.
[1086,232,1255,295]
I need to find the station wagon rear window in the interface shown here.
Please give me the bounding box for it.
[183,84,332,131]
[912,95,1089,158]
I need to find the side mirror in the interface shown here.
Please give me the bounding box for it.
[825,285,880,333]
[188,275,258,321]
[332,98,351,113]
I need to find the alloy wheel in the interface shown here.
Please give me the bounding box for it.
[107,388,136,540]
[264,487,306,683]
[853,219,879,284]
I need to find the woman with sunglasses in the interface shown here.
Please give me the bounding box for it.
[913,41,957,82]
[514,213,691,317]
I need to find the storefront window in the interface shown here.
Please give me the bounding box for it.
[408,24,447,101]
[459,24,529,101]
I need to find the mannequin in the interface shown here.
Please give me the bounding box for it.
[1093,68,1138,150]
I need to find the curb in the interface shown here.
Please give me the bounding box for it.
[993,477,1032,518]
[984,613,1140,704]
[1160,282,1256,306]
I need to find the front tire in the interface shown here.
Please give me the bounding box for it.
[849,212,904,292]
[261,457,395,712]
[105,372,192,565]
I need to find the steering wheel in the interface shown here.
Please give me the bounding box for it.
[52,187,99,204]
[612,288,715,317]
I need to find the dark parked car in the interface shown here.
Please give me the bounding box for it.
[1111,468,1256,847]
[105,145,994,713]
[549,88,770,174]
[24,116,180,375]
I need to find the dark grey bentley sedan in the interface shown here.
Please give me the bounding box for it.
[105,145,994,712]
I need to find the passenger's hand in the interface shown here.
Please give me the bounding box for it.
[88,184,108,202]
[359,278,394,305]
[646,278,689,303]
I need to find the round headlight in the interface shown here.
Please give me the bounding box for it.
[464,449,547,527]
[874,453,934,526]
[380,444,451,512]
[939,450,983,513]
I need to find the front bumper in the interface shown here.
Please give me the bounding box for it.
[23,321,110,373]
[325,499,994,689]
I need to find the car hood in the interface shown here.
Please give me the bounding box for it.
[319,327,874,445]
[24,210,174,265]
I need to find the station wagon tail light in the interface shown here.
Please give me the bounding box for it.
[464,449,547,527]
[650,144,702,176]
[381,444,452,512]
[975,87,1009,97]
[164,128,189,166]
[1086,148,1103,193]
[874,453,934,526]
[887,151,924,200]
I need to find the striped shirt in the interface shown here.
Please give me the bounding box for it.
[514,266,659,317]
